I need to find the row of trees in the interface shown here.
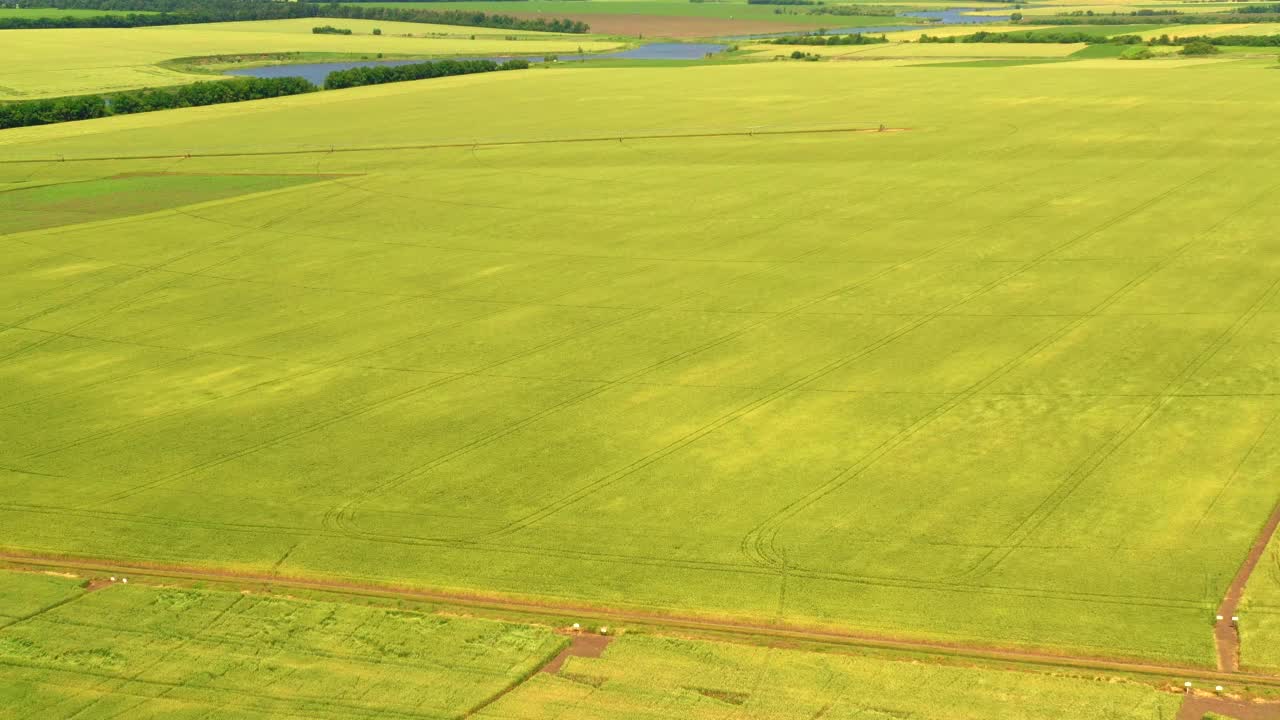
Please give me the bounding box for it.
[0,76,315,130]
[1035,11,1280,25]
[323,58,529,89]
[770,32,887,45]
[919,30,1106,44]
[0,0,590,32]
[312,24,352,34]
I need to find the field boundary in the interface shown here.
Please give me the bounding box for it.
[3,550,1280,692]
[1216,490,1280,672]
[0,125,908,165]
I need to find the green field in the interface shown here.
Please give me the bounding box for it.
[1242,532,1280,672]
[3,57,1280,676]
[0,19,619,99]
[479,633,1182,719]
[0,571,565,718]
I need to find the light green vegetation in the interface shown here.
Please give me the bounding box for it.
[966,1,1271,14]
[1242,533,1280,671]
[743,41,1087,58]
[0,19,620,99]
[0,570,565,719]
[2,59,1280,669]
[0,572,83,624]
[1138,21,1280,37]
[478,634,1182,719]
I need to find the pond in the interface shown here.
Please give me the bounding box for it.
[724,8,1009,40]
[225,43,727,86]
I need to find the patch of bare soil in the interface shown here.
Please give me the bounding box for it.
[1178,694,1280,720]
[541,631,613,674]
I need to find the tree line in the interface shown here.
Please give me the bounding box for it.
[922,29,1280,46]
[324,57,528,89]
[0,76,315,130]
[0,0,590,32]
[1032,11,1280,25]
[312,24,352,34]
[770,32,887,45]
[919,30,1108,43]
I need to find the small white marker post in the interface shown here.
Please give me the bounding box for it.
[121,578,128,584]
[1232,616,1240,626]
[571,623,580,631]
[1216,615,1225,622]
[1215,686,1225,694]
[1184,682,1193,693]
[110,577,116,582]
[599,626,608,635]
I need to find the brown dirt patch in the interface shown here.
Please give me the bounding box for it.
[508,13,817,38]
[1178,694,1280,720]
[541,631,613,674]
[84,577,114,592]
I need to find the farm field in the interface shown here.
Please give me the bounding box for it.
[744,42,1087,59]
[3,58,1280,678]
[0,570,566,719]
[478,633,1183,719]
[0,19,620,99]
[344,0,921,37]
[1242,528,1280,672]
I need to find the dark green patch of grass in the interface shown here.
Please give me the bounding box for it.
[0,174,325,235]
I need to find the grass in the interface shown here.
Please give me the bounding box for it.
[0,570,566,719]
[1,59,1280,670]
[1242,532,1280,672]
[478,633,1183,719]
[0,19,621,99]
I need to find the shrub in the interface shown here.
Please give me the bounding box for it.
[1119,45,1153,60]
[1181,40,1220,55]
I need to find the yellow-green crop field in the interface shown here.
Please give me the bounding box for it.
[4,59,1280,676]
[0,571,565,718]
[0,19,620,100]
[478,634,1181,719]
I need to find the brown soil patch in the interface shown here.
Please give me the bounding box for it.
[1215,498,1280,672]
[541,631,613,674]
[1178,694,1280,720]
[509,12,817,39]
[84,577,113,592]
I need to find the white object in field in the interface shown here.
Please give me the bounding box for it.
[571,623,580,630]
[121,578,128,584]
[1184,682,1193,691]
[110,577,116,582]
[1216,686,1224,693]
[599,626,608,635]
[1232,616,1240,624]
[1217,615,1225,621]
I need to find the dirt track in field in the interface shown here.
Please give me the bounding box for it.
[508,12,818,38]
[4,550,1280,694]
[541,631,613,674]
[1177,694,1280,720]
[1215,497,1280,672]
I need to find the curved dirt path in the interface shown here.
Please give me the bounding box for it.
[1215,498,1280,672]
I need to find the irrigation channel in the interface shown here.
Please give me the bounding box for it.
[227,43,727,86]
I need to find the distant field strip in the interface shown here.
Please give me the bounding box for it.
[0,125,904,164]
[3,62,1280,669]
